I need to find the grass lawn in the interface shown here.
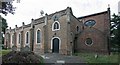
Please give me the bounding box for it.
[0,49,11,56]
[74,52,119,64]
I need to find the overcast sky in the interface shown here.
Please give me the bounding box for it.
[1,0,120,29]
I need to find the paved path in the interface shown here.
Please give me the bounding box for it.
[39,53,88,65]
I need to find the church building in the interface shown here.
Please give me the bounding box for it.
[4,7,110,55]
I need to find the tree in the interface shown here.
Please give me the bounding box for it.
[0,16,8,47]
[1,17,8,34]
[0,0,16,15]
[0,0,20,46]
[110,14,120,52]
[0,0,20,15]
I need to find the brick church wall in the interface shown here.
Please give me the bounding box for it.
[77,11,110,54]
[47,15,68,55]
[33,22,45,54]
[4,7,110,55]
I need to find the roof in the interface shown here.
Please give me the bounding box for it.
[78,11,108,19]
[33,7,68,24]
[6,7,72,32]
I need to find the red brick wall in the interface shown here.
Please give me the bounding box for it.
[77,12,110,54]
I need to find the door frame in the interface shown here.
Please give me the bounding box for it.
[51,37,61,52]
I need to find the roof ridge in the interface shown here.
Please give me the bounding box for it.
[78,11,108,19]
[34,7,68,21]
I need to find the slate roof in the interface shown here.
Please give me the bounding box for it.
[78,11,108,19]
[6,7,69,32]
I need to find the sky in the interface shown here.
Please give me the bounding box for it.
[1,0,120,29]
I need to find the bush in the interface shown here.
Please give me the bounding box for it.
[2,51,43,64]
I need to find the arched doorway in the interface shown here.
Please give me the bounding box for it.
[52,37,60,53]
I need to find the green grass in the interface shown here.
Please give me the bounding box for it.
[74,52,119,64]
[40,56,44,63]
[0,49,11,56]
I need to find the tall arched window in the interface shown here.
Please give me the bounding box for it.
[77,26,79,32]
[26,32,29,44]
[18,33,21,44]
[12,34,14,44]
[52,21,60,31]
[37,30,41,43]
[11,34,14,47]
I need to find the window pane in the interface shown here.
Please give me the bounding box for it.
[77,26,79,32]
[12,34,14,44]
[26,32,29,43]
[37,30,40,43]
[54,22,59,29]
[85,38,93,45]
[19,34,21,44]
[84,20,96,27]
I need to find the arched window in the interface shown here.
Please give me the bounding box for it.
[37,30,41,43]
[18,33,21,44]
[52,21,60,31]
[26,32,29,44]
[54,22,59,29]
[12,34,14,44]
[77,26,79,32]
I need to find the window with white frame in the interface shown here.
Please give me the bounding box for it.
[37,29,41,43]
[26,31,29,44]
[12,34,14,44]
[10,34,14,48]
[52,21,60,31]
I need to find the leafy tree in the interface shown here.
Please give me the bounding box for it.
[110,14,120,52]
[0,17,8,46]
[0,1,16,15]
[0,0,20,49]
[2,17,8,34]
